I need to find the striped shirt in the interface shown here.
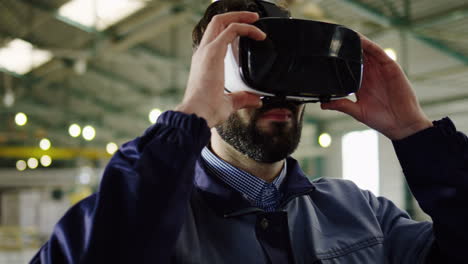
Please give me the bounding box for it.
[201,147,286,212]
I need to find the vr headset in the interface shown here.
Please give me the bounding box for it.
[223,0,363,103]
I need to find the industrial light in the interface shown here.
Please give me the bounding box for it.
[15,112,27,126]
[79,167,92,185]
[39,138,51,150]
[82,125,96,141]
[106,142,118,155]
[40,155,52,167]
[59,0,146,30]
[318,133,332,148]
[69,124,81,137]
[74,58,87,75]
[3,90,14,107]
[149,108,162,124]
[16,160,27,171]
[384,48,397,61]
[0,39,52,75]
[27,158,39,169]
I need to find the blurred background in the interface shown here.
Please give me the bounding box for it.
[0,0,467,262]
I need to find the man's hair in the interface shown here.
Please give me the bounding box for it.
[192,0,290,48]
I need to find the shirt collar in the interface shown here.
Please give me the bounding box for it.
[201,147,286,202]
[195,147,314,217]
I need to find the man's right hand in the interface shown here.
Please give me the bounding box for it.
[175,12,265,128]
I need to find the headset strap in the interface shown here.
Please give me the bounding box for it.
[254,0,290,18]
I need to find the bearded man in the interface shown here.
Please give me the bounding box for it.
[32,1,468,263]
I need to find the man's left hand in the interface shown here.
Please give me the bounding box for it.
[321,35,433,140]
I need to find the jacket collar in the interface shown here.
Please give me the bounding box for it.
[194,157,316,218]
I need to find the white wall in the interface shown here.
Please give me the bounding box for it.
[323,122,406,210]
[378,134,405,209]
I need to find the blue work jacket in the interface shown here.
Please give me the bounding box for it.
[31,111,468,263]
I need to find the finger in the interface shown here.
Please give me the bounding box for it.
[213,23,266,48]
[200,12,260,47]
[228,92,262,111]
[358,33,393,65]
[321,99,362,120]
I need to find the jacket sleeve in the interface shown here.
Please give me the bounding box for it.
[392,117,468,264]
[30,111,211,264]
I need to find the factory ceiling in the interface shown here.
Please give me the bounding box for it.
[0,0,467,168]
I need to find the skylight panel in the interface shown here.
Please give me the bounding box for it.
[0,39,52,75]
[58,0,146,30]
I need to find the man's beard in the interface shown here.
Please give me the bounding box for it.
[216,98,304,163]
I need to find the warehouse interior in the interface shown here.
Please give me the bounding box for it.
[0,0,467,262]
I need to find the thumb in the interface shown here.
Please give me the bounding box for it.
[228,92,262,111]
[321,99,362,120]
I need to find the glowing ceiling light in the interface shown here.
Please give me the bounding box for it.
[40,155,52,167]
[318,133,332,148]
[39,138,51,151]
[27,157,39,169]
[16,160,27,171]
[106,142,118,155]
[384,48,397,61]
[15,112,27,126]
[149,108,162,124]
[82,125,96,141]
[0,39,52,75]
[69,124,81,137]
[59,0,146,30]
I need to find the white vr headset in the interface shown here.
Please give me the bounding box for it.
[223,1,363,103]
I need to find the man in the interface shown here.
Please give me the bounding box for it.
[32,0,468,263]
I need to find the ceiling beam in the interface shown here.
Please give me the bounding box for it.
[412,34,468,65]
[0,0,59,44]
[410,65,468,82]
[19,56,165,100]
[413,6,468,29]
[9,0,189,98]
[110,10,191,53]
[17,0,100,34]
[111,2,175,36]
[339,0,399,26]
[420,94,468,108]
[132,44,189,71]
[379,0,400,18]
[0,67,23,79]
[20,63,165,121]
[338,0,468,65]
[17,0,188,57]
[87,64,154,96]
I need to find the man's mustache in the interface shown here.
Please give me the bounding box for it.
[257,97,303,116]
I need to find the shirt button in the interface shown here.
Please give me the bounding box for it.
[260,218,269,230]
